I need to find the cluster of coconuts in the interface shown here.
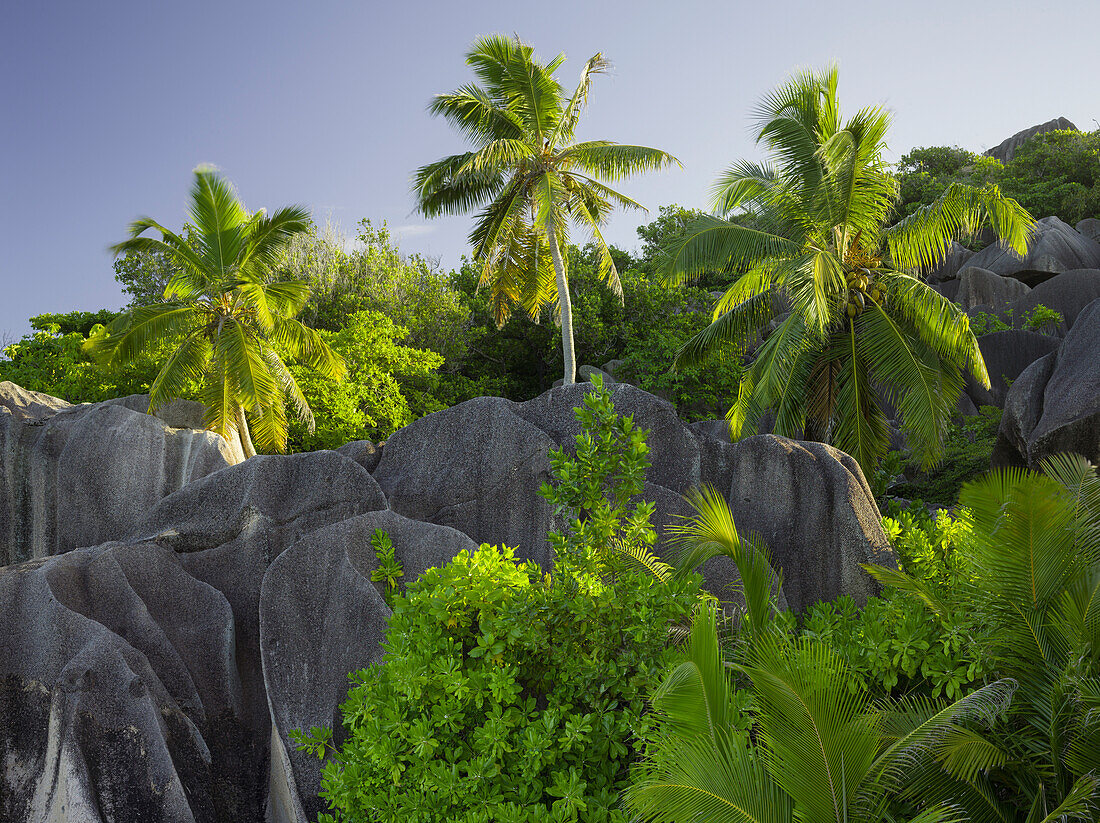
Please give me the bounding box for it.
[845,268,882,318]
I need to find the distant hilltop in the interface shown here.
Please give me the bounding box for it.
[984,116,1078,163]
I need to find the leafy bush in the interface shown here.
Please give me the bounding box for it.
[1020,302,1063,334]
[298,379,700,822]
[287,310,443,451]
[0,312,179,403]
[969,310,1010,336]
[801,502,987,700]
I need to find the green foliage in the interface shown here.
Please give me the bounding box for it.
[0,320,179,403]
[369,529,404,607]
[414,34,677,385]
[660,67,1031,478]
[288,220,472,364]
[626,604,1015,823]
[969,310,1010,336]
[1021,302,1063,334]
[999,129,1100,225]
[30,310,120,336]
[891,406,1002,504]
[87,167,345,456]
[305,545,696,823]
[540,375,659,582]
[896,129,1100,227]
[868,454,1100,819]
[301,382,700,821]
[287,311,443,451]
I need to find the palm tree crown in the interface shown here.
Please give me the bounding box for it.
[662,67,1033,475]
[87,166,345,457]
[414,34,679,384]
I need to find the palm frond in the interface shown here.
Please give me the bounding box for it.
[657,214,801,287]
[885,182,1034,272]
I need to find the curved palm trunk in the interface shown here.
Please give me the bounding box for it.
[546,223,576,386]
[236,404,257,459]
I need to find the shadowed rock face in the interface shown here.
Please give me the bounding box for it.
[994,298,1100,469]
[375,383,895,613]
[0,381,897,822]
[0,450,387,823]
[0,383,236,566]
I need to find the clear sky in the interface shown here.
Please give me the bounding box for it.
[3,0,1098,341]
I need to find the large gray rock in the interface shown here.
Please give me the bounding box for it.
[965,217,1100,277]
[719,435,895,611]
[104,393,246,463]
[375,384,894,612]
[924,241,974,283]
[994,298,1100,469]
[0,450,387,823]
[1009,269,1100,336]
[956,266,1031,312]
[983,117,1077,163]
[966,331,1062,408]
[260,511,478,823]
[1077,218,1100,244]
[0,382,235,567]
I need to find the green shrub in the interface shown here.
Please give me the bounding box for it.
[298,379,700,822]
[801,502,987,700]
[1021,302,1063,334]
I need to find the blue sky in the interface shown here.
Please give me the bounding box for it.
[2,0,1098,341]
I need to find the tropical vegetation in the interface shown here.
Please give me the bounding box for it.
[84,166,345,456]
[660,66,1034,476]
[413,34,678,385]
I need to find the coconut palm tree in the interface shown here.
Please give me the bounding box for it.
[413,34,679,385]
[625,603,1019,823]
[661,67,1034,476]
[86,166,344,457]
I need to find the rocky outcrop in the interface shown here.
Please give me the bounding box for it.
[983,116,1077,163]
[965,217,1100,278]
[375,383,895,612]
[260,511,478,823]
[965,330,1062,408]
[993,298,1100,469]
[0,450,387,823]
[0,380,899,821]
[956,266,1031,313]
[1077,218,1100,244]
[105,393,247,463]
[0,382,235,567]
[1010,269,1100,336]
[925,241,975,283]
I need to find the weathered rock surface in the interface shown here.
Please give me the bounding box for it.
[956,266,1031,313]
[983,116,1076,163]
[1009,269,1100,335]
[335,439,384,473]
[966,331,1061,408]
[375,384,894,611]
[965,217,1100,277]
[1077,218,1100,244]
[105,393,247,463]
[0,382,235,567]
[717,436,895,611]
[260,511,478,823]
[0,450,387,823]
[924,241,974,283]
[993,298,1100,469]
[0,380,899,821]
